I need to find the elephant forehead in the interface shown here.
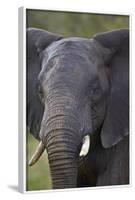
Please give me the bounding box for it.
[44,37,95,58]
[40,57,99,96]
[39,38,105,86]
[41,38,102,72]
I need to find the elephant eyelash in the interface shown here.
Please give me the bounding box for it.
[91,87,100,95]
[90,87,102,101]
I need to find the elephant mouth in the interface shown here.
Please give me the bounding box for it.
[28,134,90,166]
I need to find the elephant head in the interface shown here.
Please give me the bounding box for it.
[27,28,129,189]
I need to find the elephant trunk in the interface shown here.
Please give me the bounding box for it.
[46,129,79,189]
[44,111,81,189]
[29,90,91,188]
[41,92,81,189]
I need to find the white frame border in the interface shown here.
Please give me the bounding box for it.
[18,6,131,193]
[18,7,26,193]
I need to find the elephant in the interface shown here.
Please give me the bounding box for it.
[27,27,129,189]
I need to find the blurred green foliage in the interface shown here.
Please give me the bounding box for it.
[27,9,129,37]
[26,9,129,191]
[27,133,52,191]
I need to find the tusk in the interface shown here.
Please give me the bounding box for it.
[28,141,46,166]
[79,135,90,157]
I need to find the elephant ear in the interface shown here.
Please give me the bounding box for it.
[26,28,62,139]
[94,29,129,148]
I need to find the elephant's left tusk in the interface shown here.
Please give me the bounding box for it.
[79,135,90,157]
[28,141,46,166]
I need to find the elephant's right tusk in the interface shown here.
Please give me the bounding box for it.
[79,135,90,157]
[28,141,46,166]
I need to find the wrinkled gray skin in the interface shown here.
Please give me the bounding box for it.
[27,28,129,189]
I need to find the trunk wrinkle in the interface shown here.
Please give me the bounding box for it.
[45,114,79,127]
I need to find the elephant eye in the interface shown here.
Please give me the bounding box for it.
[90,79,102,95]
[90,81,102,101]
[45,59,53,72]
[92,87,100,94]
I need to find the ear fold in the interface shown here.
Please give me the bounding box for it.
[94,29,129,148]
[27,28,62,52]
[26,28,62,139]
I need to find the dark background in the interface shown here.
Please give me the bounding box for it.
[26,9,129,191]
